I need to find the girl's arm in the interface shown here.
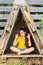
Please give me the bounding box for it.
[13,34,18,46]
[28,38,32,47]
[27,33,32,47]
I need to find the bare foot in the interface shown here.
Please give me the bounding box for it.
[17,52,22,55]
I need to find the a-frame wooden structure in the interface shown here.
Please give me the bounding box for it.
[0,0,43,56]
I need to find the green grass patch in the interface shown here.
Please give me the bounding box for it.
[8,62,26,65]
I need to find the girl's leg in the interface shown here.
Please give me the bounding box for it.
[10,46,21,53]
[18,47,34,55]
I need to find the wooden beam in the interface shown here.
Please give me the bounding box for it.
[0,54,43,58]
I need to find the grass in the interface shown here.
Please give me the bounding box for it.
[8,62,26,65]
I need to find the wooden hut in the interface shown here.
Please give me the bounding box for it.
[0,0,43,65]
[0,0,43,55]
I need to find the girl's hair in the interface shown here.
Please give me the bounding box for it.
[20,27,30,34]
[20,27,26,32]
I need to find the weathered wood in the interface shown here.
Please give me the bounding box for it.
[0,22,41,36]
[0,9,19,54]
[0,8,42,55]
[0,30,4,35]
[0,14,9,20]
[0,6,12,12]
[0,0,43,4]
[0,14,42,20]
[1,55,43,58]
[0,0,43,55]
[29,7,43,12]
[0,22,41,28]
[31,14,43,20]
[0,22,6,27]
[21,8,42,54]
[0,0,14,4]
[0,6,43,12]
[26,0,43,4]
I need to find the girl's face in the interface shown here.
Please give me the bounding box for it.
[20,30,26,37]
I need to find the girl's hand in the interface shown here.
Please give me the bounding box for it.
[15,34,18,39]
[27,33,30,39]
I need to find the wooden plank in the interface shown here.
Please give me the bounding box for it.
[31,14,43,20]
[30,0,43,4]
[0,6,12,12]
[0,30,4,35]
[0,0,43,4]
[1,55,43,58]
[26,0,43,4]
[0,6,43,12]
[38,7,43,12]
[0,14,9,19]
[0,22,6,27]
[0,22,40,28]
[29,7,43,12]
[0,14,42,20]
[0,0,14,4]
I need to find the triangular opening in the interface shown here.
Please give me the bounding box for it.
[4,9,39,54]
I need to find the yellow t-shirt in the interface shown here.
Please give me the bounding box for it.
[16,36,26,49]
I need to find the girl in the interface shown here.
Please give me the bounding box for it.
[10,27,34,55]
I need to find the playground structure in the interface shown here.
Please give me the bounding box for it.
[0,0,43,65]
